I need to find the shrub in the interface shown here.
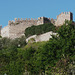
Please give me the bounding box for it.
[25,23,56,38]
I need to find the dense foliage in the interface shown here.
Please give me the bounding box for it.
[0,21,75,75]
[25,23,56,37]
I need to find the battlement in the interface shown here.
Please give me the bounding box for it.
[57,12,73,20]
[8,18,38,25]
[60,12,71,14]
[8,17,51,26]
[58,12,71,16]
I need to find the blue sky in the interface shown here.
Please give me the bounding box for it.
[0,0,75,27]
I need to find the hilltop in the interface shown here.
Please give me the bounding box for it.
[0,12,73,40]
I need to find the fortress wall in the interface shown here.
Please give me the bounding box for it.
[35,31,56,42]
[1,12,73,39]
[9,20,38,39]
[7,17,51,39]
[1,26,9,38]
[55,12,73,26]
[26,31,57,42]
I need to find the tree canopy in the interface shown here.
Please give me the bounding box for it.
[0,21,75,75]
[25,23,56,38]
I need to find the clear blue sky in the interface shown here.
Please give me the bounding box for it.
[0,0,75,27]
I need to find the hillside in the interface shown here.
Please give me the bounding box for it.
[0,21,75,75]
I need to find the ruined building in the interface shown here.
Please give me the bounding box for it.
[0,12,73,39]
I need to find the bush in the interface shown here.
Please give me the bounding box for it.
[25,23,56,38]
[0,36,2,38]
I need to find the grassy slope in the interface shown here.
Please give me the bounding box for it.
[23,41,47,50]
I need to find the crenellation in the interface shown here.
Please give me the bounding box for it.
[28,18,30,20]
[8,20,11,25]
[21,18,22,21]
[61,12,64,14]
[11,20,14,24]
[23,18,25,20]
[18,18,20,21]
[26,18,27,21]
[31,18,33,20]
[14,18,17,22]
[8,18,38,26]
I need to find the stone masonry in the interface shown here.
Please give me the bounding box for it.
[26,31,57,42]
[1,17,50,39]
[0,12,73,39]
[55,12,73,26]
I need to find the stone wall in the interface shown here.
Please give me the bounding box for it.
[9,20,38,39]
[26,31,57,42]
[1,25,9,38]
[8,18,38,26]
[1,17,50,39]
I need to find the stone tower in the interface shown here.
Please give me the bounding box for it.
[37,17,44,25]
[37,17,50,25]
[55,12,73,26]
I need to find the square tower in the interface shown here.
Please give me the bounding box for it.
[55,12,73,26]
[37,17,50,25]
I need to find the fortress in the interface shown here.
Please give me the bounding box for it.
[0,12,73,39]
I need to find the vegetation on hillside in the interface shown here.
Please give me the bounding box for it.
[25,23,56,38]
[0,36,2,38]
[0,21,75,75]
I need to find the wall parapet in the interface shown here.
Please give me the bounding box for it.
[8,18,38,25]
[8,17,51,25]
